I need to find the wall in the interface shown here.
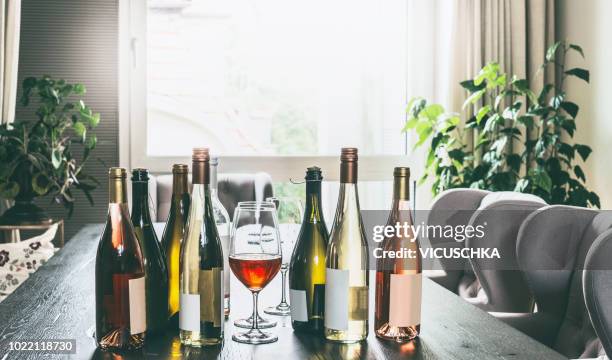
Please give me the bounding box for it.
[557,0,612,209]
[17,0,119,239]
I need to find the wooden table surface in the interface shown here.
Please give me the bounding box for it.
[0,224,566,360]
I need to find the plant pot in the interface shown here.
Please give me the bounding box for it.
[0,198,52,225]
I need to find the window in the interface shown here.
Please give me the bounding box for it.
[121,0,414,209]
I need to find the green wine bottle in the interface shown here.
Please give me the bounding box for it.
[131,168,169,335]
[289,167,329,333]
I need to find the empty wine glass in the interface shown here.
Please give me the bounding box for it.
[264,196,303,316]
[229,201,282,344]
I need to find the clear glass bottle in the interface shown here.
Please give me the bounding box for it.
[324,148,369,343]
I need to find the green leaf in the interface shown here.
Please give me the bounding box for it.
[565,68,590,83]
[422,104,444,121]
[460,80,486,92]
[73,84,86,95]
[32,173,51,195]
[463,89,485,109]
[403,116,418,131]
[569,44,584,58]
[558,143,575,160]
[561,119,576,136]
[575,144,592,161]
[574,165,586,182]
[476,105,491,124]
[517,115,534,128]
[546,41,562,62]
[550,92,565,109]
[538,84,554,104]
[85,134,98,149]
[529,168,552,193]
[0,181,20,199]
[52,149,62,169]
[560,101,579,118]
[514,178,529,192]
[73,122,86,142]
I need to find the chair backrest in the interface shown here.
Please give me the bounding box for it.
[427,188,490,291]
[518,206,612,358]
[466,192,546,312]
[154,172,274,222]
[584,228,612,358]
[427,189,545,312]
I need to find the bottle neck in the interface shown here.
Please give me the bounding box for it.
[340,161,357,184]
[131,181,153,223]
[172,172,189,196]
[389,176,412,223]
[303,180,324,224]
[108,177,127,204]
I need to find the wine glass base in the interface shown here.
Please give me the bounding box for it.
[232,330,278,345]
[263,304,291,316]
[234,317,277,329]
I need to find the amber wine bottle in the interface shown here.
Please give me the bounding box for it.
[289,167,329,333]
[95,167,146,350]
[180,148,224,346]
[374,167,421,342]
[161,164,190,325]
[324,148,369,343]
[131,168,169,334]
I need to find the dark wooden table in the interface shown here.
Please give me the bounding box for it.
[0,224,566,359]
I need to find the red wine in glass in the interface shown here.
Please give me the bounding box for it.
[229,254,282,291]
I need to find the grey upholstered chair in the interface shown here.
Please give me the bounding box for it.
[152,172,274,222]
[427,189,546,312]
[501,205,612,359]
[584,228,612,359]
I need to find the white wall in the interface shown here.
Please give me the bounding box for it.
[558,0,612,209]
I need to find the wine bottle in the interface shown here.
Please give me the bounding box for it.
[161,164,191,324]
[180,148,224,346]
[289,167,329,333]
[210,157,231,318]
[95,167,146,350]
[374,167,421,342]
[131,168,169,335]
[324,148,369,343]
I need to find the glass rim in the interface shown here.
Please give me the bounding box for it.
[235,201,277,210]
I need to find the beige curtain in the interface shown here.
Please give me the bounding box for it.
[448,0,556,112]
[1,0,21,240]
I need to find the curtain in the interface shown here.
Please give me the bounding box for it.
[1,0,21,241]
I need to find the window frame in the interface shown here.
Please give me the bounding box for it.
[119,0,412,182]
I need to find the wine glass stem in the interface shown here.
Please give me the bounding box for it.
[280,269,288,306]
[251,291,260,330]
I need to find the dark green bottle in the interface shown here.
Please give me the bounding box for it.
[289,167,329,333]
[131,168,169,334]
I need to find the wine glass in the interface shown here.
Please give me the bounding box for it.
[229,201,283,344]
[264,197,303,316]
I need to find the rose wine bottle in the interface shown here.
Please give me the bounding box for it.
[131,168,169,335]
[210,157,231,317]
[375,167,421,342]
[289,167,328,334]
[95,167,146,350]
[161,164,190,325]
[324,148,369,343]
[180,148,224,346]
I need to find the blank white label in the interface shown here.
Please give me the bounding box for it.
[290,289,308,322]
[180,293,200,332]
[128,276,146,335]
[389,273,422,327]
[324,268,349,330]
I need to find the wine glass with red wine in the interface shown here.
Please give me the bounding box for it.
[229,201,282,344]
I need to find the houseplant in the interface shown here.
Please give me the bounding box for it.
[404,41,599,207]
[0,76,100,224]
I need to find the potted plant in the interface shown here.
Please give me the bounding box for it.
[404,41,599,207]
[0,76,100,224]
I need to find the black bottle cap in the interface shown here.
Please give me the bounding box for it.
[305,166,323,181]
[131,168,150,182]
